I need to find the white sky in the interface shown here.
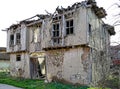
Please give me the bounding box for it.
[0,0,119,47]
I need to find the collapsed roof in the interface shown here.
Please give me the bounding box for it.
[56,0,107,18]
[8,0,107,30]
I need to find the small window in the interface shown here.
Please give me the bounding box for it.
[88,24,92,36]
[16,33,21,44]
[16,55,21,61]
[66,19,74,35]
[10,34,14,46]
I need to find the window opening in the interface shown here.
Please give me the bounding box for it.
[66,19,74,35]
[16,55,21,61]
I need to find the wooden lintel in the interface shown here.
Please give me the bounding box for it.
[43,44,88,51]
[7,50,29,54]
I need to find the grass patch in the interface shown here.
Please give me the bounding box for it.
[88,88,111,89]
[0,72,89,89]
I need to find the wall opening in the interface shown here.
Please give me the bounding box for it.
[16,55,21,61]
[30,57,46,79]
[10,34,14,47]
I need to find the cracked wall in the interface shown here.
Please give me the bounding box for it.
[10,53,30,78]
[46,47,91,85]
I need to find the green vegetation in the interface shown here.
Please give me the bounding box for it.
[104,74,119,89]
[88,88,111,89]
[0,72,89,89]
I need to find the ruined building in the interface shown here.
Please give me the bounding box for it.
[7,0,115,86]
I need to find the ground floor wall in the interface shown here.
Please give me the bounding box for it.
[10,52,30,78]
[90,49,111,86]
[9,51,46,79]
[8,47,110,86]
[46,46,92,85]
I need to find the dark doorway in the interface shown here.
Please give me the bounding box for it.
[30,57,45,79]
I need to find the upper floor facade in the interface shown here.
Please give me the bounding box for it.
[7,0,115,53]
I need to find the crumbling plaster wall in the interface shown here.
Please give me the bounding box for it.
[20,24,28,51]
[64,7,88,46]
[10,53,30,78]
[87,8,111,85]
[46,47,91,85]
[29,26,42,52]
[43,6,88,48]
[46,49,64,82]
[42,18,52,48]
[87,7,103,49]
[7,24,28,52]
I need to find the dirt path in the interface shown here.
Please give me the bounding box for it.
[0,84,22,89]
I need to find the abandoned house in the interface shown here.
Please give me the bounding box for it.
[6,0,115,86]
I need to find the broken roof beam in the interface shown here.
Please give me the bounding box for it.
[94,7,107,18]
[86,0,107,18]
[9,24,20,30]
[104,24,116,35]
[56,0,107,19]
[20,14,49,24]
[56,2,81,14]
[26,20,42,27]
[87,0,96,5]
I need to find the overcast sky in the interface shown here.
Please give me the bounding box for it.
[0,0,119,47]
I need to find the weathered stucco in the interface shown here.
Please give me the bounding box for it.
[42,7,88,48]
[46,49,64,82]
[10,53,30,78]
[45,47,91,85]
[7,24,28,53]
[6,0,115,86]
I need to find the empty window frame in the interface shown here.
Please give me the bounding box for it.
[16,33,21,44]
[66,19,74,35]
[10,34,14,46]
[52,23,60,44]
[52,23,59,37]
[16,55,21,61]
